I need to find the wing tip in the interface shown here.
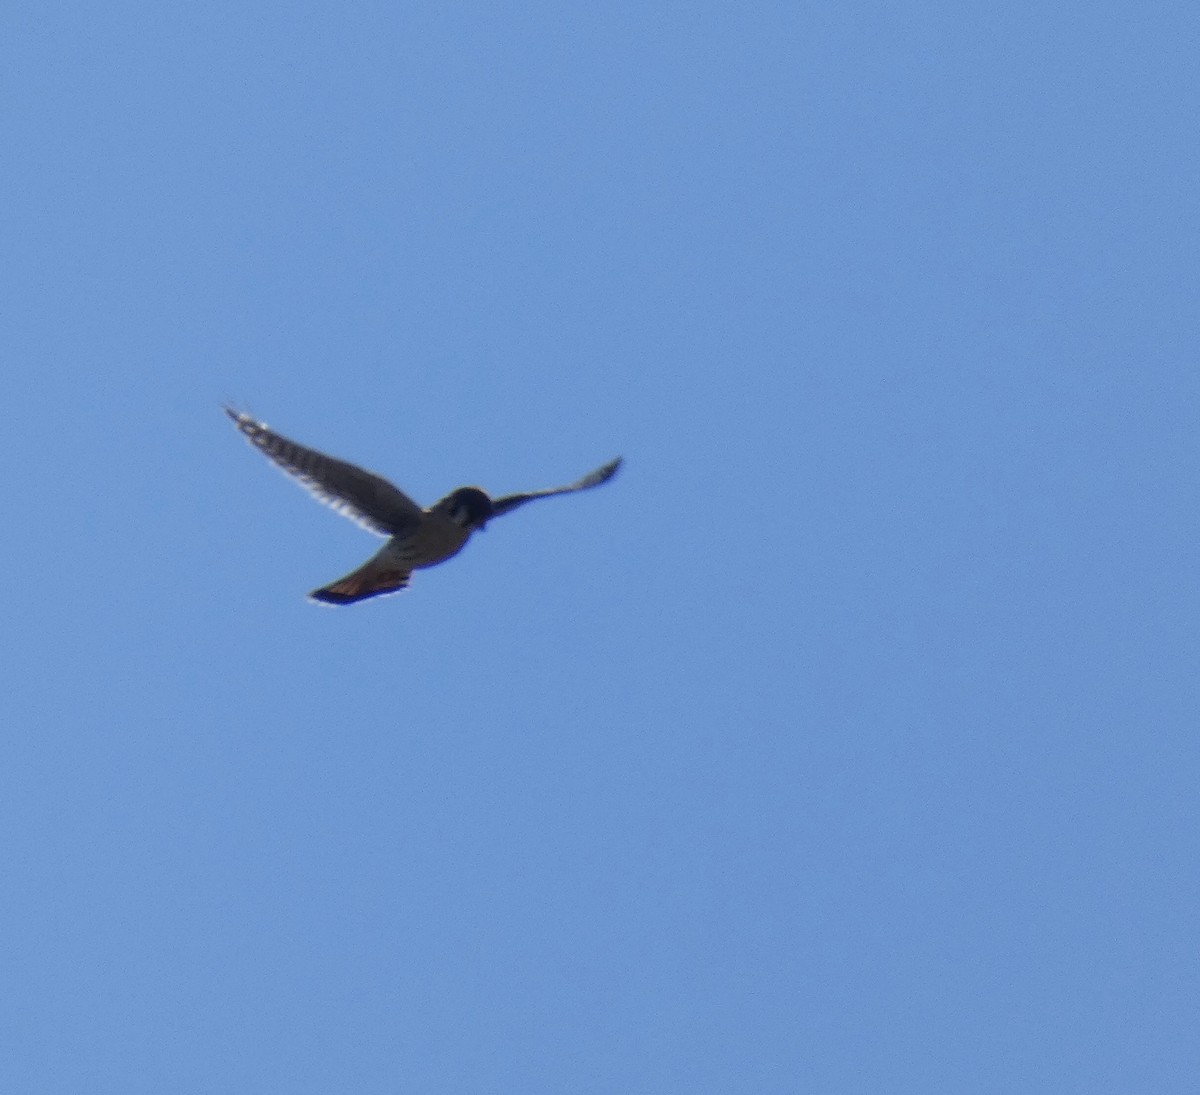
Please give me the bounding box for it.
[222,404,262,436]
[586,455,623,488]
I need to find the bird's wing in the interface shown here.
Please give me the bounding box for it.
[490,456,623,518]
[225,407,424,537]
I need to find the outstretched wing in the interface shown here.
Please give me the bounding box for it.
[225,407,424,537]
[490,456,623,518]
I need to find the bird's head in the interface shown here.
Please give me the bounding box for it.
[444,487,494,531]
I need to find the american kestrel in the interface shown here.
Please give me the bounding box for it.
[225,407,622,604]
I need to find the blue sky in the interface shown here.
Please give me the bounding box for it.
[4,2,1198,1091]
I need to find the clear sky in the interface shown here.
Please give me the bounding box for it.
[4,2,1197,1092]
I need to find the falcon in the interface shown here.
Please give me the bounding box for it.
[224,407,622,605]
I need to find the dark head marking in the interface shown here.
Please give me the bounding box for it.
[446,487,494,530]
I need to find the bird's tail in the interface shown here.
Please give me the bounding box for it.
[310,560,412,605]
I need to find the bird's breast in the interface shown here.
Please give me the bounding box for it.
[391,517,473,570]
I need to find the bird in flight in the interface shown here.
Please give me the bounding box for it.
[224,407,622,605]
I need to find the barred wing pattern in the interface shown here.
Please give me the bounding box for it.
[490,457,623,518]
[224,408,424,537]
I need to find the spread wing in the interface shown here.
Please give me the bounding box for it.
[490,456,623,518]
[224,407,424,537]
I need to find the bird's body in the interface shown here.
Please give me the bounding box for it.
[224,408,621,604]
